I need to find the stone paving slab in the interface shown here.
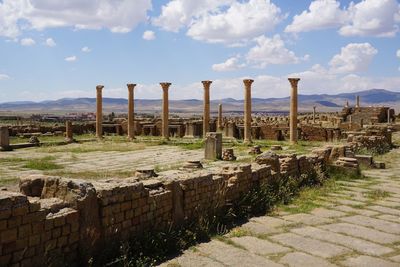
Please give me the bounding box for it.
[280,213,333,226]
[310,208,347,218]
[240,221,284,236]
[340,215,400,234]
[230,236,291,255]
[291,226,393,256]
[279,252,338,267]
[340,255,399,267]
[319,223,400,244]
[196,240,283,267]
[159,251,224,267]
[376,214,400,223]
[367,205,400,216]
[332,205,380,216]
[270,233,350,258]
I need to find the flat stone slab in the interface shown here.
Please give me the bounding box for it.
[367,205,400,216]
[241,221,284,236]
[376,214,400,223]
[230,236,290,255]
[335,199,366,206]
[340,215,400,234]
[340,255,399,267]
[291,226,393,256]
[279,252,338,267]
[281,213,332,225]
[197,240,283,267]
[270,233,350,258]
[159,251,224,267]
[310,208,346,218]
[250,215,293,227]
[390,255,400,263]
[320,223,400,244]
[332,205,379,216]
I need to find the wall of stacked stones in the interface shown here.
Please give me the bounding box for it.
[1,149,332,266]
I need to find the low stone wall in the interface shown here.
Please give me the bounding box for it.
[0,135,388,266]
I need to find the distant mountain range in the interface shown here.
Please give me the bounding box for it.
[0,89,399,114]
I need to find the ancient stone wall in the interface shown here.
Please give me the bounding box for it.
[0,134,391,265]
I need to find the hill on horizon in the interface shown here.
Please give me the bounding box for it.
[0,89,399,114]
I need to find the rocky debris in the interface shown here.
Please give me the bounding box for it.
[335,157,359,169]
[28,135,40,144]
[222,148,236,161]
[19,175,45,197]
[183,160,203,169]
[135,167,158,178]
[249,145,262,155]
[270,145,282,151]
[256,151,280,173]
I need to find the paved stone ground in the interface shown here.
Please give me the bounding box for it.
[160,146,400,266]
[0,142,203,183]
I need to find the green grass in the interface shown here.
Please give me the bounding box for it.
[43,170,135,180]
[364,189,391,201]
[22,156,64,171]
[0,157,26,164]
[0,176,19,186]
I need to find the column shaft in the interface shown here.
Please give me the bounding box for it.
[96,85,104,139]
[218,104,223,131]
[160,83,171,140]
[243,79,254,143]
[289,78,300,144]
[202,81,212,136]
[127,84,136,140]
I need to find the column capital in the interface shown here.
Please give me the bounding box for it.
[243,79,254,87]
[96,85,104,91]
[288,78,300,88]
[127,84,137,90]
[202,80,213,89]
[160,82,172,90]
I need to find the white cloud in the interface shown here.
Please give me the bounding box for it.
[20,37,35,46]
[212,56,244,72]
[285,0,348,33]
[340,0,400,37]
[187,0,284,44]
[81,46,91,53]
[153,0,234,32]
[142,30,156,41]
[64,56,77,62]
[0,74,10,80]
[0,0,152,38]
[329,43,378,74]
[246,35,302,67]
[285,0,400,37]
[397,49,400,58]
[45,37,56,47]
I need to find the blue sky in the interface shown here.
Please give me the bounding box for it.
[0,0,399,102]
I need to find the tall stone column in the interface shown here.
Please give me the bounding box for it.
[127,84,136,140]
[160,82,171,140]
[217,104,223,131]
[387,109,391,124]
[313,106,316,123]
[202,80,212,136]
[289,78,300,144]
[243,79,254,144]
[96,85,104,139]
[356,95,360,108]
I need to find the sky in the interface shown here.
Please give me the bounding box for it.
[0,0,400,102]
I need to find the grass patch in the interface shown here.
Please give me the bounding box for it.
[37,142,147,153]
[43,170,135,180]
[22,156,64,171]
[0,176,19,186]
[0,157,26,164]
[228,227,251,238]
[364,189,390,201]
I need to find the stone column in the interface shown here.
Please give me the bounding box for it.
[356,95,360,108]
[160,82,171,140]
[387,109,391,124]
[243,79,254,144]
[289,78,300,144]
[65,121,74,143]
[96,85,104,139]
[313,106,316,124]
[0,126,11,151]
[127,84,137,140]
[202,80,212,136]
[217,104,223,131]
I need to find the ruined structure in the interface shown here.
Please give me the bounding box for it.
[289,78,300,144]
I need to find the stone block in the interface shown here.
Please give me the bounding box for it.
[204,132,222,160]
